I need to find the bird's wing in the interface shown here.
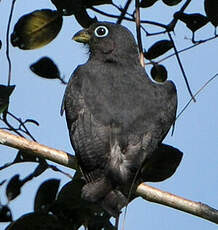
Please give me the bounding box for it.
[62,66,110,179]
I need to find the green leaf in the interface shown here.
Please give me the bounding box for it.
[11,9,63,50]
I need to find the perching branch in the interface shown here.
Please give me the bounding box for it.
[136,184,218,224]
[0,129,218,225]
[0,129,77,169]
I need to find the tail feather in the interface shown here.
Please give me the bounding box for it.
[100,190,128,217]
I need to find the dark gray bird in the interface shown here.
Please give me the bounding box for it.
[61,22,178,217]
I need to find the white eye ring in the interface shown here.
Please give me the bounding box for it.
[94,26,109,38]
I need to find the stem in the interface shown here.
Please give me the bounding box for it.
[6,0,16,86]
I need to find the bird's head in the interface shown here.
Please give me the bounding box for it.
[73,22,139,63]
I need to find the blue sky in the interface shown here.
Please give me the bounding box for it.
[0,0,218,229]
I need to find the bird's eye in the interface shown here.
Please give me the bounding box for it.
[94,26,109,38]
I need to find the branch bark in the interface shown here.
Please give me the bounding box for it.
[0,129,218,225]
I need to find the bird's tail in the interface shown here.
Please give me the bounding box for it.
[100,189,128,218]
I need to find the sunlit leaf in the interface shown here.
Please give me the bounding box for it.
[151,64,168,82]
[30,57,60,79]
[34,179,60,212]
[11,9,63,50]
[0,85,15,114]
[162,0,183,6]
[144,40,173,60]
[140,0,159,8]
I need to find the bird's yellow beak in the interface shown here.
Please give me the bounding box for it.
[73,30,91,43]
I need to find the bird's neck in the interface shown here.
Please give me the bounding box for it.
[89,51,140,66]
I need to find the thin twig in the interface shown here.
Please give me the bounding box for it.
[90,7,167,29]
[156,35,218,64]
[167,0,192,31]
[168,32,196,102]
[116,0,132,24]
[176,73,218,120]
[6,0,16,86]
[7,111,37,141]
[135,0,144,67]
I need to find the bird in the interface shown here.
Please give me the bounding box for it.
[61,22,178,218]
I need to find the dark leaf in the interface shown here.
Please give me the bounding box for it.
[0,40,2,49]
[0,205,12,222]
[51,0,112,16]
[162,0,183,6]
[204,0,218,29]
[144,40,173,60]
[34,179,60,212]
[151,64,168,82]
[174,12,209,32]
[5,213,62,230]
[140,0,159,8]
[6,175,23,201]
[52,172,111,229]
[30,57,61,80]
[0,85,15,114]
[14,150,39,163]
[74,8,97,28]
[83,0,112,7]
[24,119,40,126]
[51,0,77,15]
[141,144,183,182]
[11,9,63,50]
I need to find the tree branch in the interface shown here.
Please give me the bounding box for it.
[0,129,77,169]
[0,129,218,224]
[136,184,218,224]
